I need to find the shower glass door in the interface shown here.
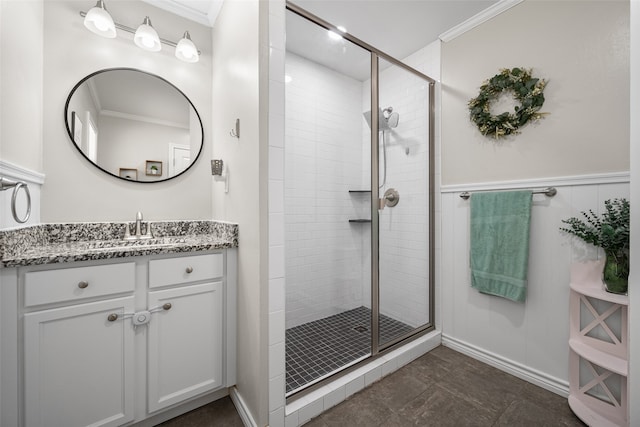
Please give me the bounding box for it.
[375,56,433,348]
[284,9,373,396]
[284,4,435,398]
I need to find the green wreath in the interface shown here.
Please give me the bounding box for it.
[468,67,548,139]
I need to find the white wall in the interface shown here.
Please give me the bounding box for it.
[441,179,629,392]
[211,0,269,425]
[0,0,45,229]
[628,0,639,424]
[0,0,43,174]
[267,1,288,425]
[284,52,366,328]
[441,0,629,186]
[440,0,631,395]
[41,0,213,222]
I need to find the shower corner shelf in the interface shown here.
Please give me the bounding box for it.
[348,219,371,223]
[568,261,629,427]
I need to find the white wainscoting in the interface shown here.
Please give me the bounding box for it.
[439,173,629,396]
[0,160,44,230]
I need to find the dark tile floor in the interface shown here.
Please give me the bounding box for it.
[158,396,243,427]
[286,306,414,393]
[306,346,585,427]
[159,345,585,427]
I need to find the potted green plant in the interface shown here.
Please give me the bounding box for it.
[560,198,630,294]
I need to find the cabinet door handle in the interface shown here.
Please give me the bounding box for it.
[78,280,89,289]
[163,303,172,311]
[185,266,193,274]
[107,313,118,322]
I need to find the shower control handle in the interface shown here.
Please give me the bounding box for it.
[379,188,400,210]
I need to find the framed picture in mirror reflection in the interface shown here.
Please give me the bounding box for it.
[119,168,138,180]
[145,161,163,177]
[71,111,83,146]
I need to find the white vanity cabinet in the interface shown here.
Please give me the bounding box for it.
[0,249,236,427]
[24,296,136,427]
[147,254,225,412]
[23,262,137,427]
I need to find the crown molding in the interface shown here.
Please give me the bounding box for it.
[140,0,224,28]
[439,0,524,43]
[100,109,189,130]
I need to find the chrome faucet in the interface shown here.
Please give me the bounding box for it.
[135,211,143,237]
[124,211,153,240]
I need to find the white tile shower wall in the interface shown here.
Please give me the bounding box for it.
[284,52,367,328]
[440,179,630,390]
[360,44,440,329]
[269,1,287,425]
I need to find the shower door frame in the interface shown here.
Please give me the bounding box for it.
[285,1,436,398]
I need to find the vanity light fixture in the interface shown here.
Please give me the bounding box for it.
[83,0,116,38]
[80,1,201,63]
[134,16,161,52]
[175,31,199,63]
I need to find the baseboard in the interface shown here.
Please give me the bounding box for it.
[230,387,258,427]
[441,334,569,397]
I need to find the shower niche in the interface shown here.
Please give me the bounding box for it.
[348,190,371,223]
[284,5,435,397]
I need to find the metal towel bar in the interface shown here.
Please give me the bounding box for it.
[459,187,557,200]
[0,177,31,223]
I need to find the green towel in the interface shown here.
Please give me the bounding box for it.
[470,190,532,303]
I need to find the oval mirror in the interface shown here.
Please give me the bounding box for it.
[64,68,203,182]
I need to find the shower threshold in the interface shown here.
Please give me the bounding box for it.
[285,306,413,395]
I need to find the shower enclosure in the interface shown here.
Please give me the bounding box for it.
[284,4,434,397]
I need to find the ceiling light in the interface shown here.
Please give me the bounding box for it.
[83,0,116,38]
[175,31,199,63]
[328,25,346,41]
[134,16,161,52]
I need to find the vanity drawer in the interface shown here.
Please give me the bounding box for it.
[149,254,223,288]
[24,262,136,307]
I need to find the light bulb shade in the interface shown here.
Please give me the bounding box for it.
[175,31,199,63]
[134,17,161,52]
[83,0,116,38]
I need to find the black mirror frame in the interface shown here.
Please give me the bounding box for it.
[64,67,204,184]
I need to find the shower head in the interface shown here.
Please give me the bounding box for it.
[363,107,399,131]
[386,111,399,129]
[363,108,388,131]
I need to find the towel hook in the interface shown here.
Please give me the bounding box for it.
[230,118,240,138]
[1,177,31,223]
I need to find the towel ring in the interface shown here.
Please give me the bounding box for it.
[1,178,31,224]
[11,181,31,223]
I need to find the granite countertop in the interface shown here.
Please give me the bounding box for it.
[0,220,238,268]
